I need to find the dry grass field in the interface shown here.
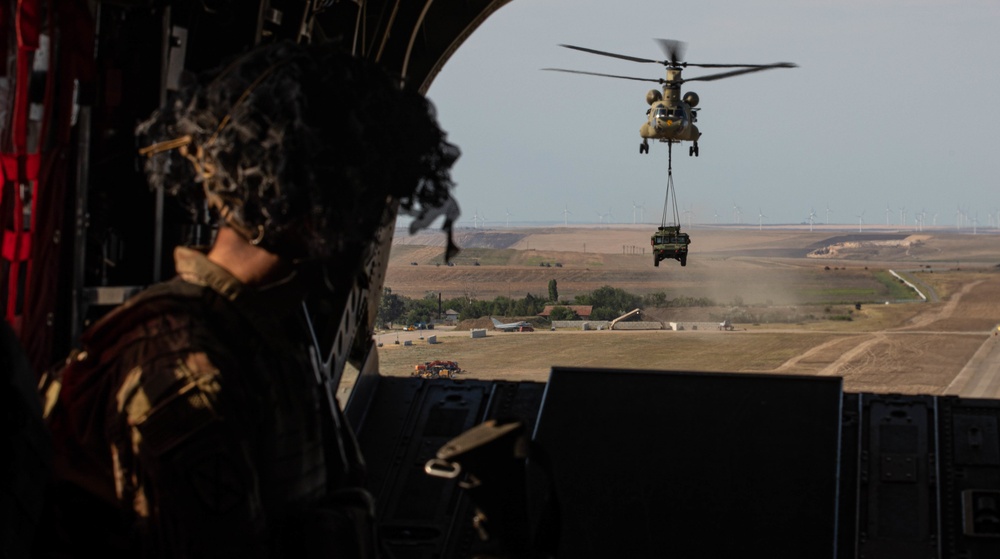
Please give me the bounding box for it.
[378,225,1000,397]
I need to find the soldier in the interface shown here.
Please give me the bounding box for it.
[38,40,459,557]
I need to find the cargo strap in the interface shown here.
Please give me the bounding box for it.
[1,0,44,329]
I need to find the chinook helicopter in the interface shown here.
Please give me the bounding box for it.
[545,39,796,155]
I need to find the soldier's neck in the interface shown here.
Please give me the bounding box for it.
[207,226,291,286]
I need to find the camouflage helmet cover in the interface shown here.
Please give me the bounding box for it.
[137,40,461,261]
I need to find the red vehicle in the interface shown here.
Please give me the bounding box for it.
[413,360,461,379]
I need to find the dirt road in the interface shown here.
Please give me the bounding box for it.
[378,227,1000,397]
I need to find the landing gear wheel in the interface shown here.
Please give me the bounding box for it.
[689,146,694,156]
[640,143,649,154]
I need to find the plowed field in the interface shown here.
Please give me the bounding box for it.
[377,225,1000,397]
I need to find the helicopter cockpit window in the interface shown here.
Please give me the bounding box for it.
[655,107,684,120]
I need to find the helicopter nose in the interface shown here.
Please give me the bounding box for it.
[656,117,680,129]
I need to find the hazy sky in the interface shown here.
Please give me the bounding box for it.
[421,0,1000,228]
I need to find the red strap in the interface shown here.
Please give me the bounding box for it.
[2,231,31,261]
[1,153,41,264]
[1,152,41,181]
[16,0,41,49]
[2,0,41,327]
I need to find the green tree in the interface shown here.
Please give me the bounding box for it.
[549,306,576,321]
[579,285,642,319]
[514,293,544,316]
[548,279,559,302]
[643,291,667,307]
[402,294,439,324]
[458,300,491,321]
[377,287,405,328]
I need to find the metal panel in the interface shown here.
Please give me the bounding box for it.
[532,367,844,558]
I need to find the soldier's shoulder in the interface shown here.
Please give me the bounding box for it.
[81,280,212,348]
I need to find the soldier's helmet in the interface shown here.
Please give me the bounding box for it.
[136,39,461,265]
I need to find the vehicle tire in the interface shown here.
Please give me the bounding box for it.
[680,255,687,267]
[654,257,659,267]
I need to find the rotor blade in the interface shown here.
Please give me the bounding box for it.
[682,63,797,83]
[542,68,662,84]
[559,44,664,65]
[682,62,797,69]
[654,39,686,66]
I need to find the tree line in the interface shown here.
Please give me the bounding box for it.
[377,282,716,328]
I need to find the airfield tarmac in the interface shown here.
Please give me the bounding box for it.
[377,224,1000,398]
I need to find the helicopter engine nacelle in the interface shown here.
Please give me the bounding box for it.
[646,89,663,105]
[683,91,700,107]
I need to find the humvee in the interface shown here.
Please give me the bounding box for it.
[651,225,691,267]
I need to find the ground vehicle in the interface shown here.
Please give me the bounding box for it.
[651,225,691,267]
[413,360,461,379]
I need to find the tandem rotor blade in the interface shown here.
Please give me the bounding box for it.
[654,39,686,66]
[682,63,797,82]
[559,44,667,65]
[542,67,663,84]
[655,38,798,69]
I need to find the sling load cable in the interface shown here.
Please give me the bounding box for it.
[660,142,681,228]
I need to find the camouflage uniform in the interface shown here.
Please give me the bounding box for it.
[41,247,373,557]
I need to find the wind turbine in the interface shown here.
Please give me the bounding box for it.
[757,208,767,231]
[899,206,906,230]
[731,204,743,225]
[562,204,572,226]
[505,208,512,228]
[885,203,892,226]
[856,210,865,233]
[472,209,481,229]
[632,201,639,224]
[825,203,832,225]
[808,208,817,232]
[683,207,695,229]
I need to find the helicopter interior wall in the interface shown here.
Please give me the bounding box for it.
[353,370,1000,559]
[533,367,843,558]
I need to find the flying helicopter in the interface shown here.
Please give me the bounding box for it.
[545,39,797,156]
